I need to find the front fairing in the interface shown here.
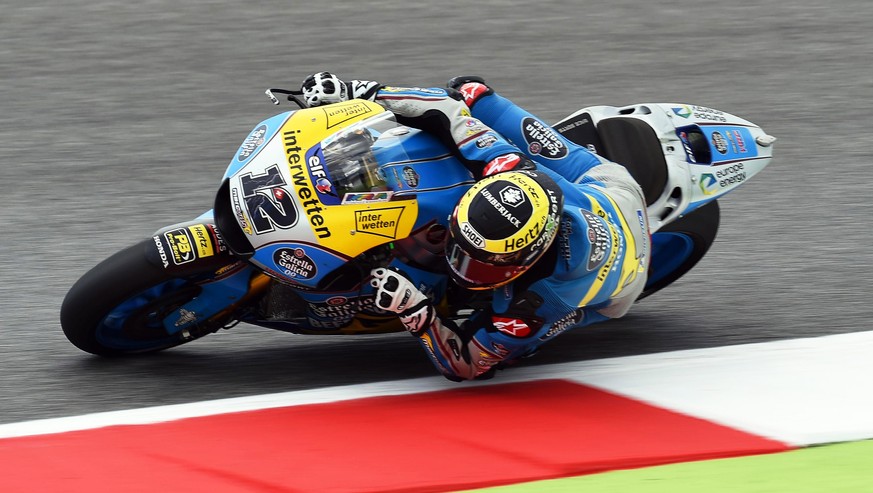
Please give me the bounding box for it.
[214,100,473,290]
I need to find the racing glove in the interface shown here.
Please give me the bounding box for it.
[371,266,539,381]
[301,72,382,107]
[370,267,435,336]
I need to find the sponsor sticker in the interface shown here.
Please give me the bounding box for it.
[153,235,169,268]
[304,144,340,205]
[237,124,268,162]
[492,317,532,337]
[558,218,572,264]
[284,135,331,238]
[699,173,718,195]
[459,82,489,105]
[540,309,584,340]
[306,296,365,329]
[483,154,520,176]
[476,135,498,149]
[174,308,198,327]
[354,206,405,238]
[326,296,347,306]
[711,131,728,154]
[498,185,525,208]
[678,131,698,163]
[315,178,333,195]
[323,101,375,128]
[342,191,393,204]
[556,116,590,134]
[713,162,747,188]
[521,117,568,159]
[273,247,317,280]
[690,105,727,122]
[188,224,215,258]
[164,228,195,265]
[401,166,419,188]
[580,209,610,271]
[479,187,523,229]
[231,187,253,235]
[460,221,486,248]
[239,164,300,235]
[671,105,693,118]
[733,130,747,153]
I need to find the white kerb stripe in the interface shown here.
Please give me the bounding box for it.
[1,331,872,446]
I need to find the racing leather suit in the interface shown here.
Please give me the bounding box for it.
[341,82,525,176]
[349,81,651,381]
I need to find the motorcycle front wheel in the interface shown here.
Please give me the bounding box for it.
[60,239,240,356]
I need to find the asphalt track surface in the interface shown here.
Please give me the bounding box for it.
[1,0,871,426]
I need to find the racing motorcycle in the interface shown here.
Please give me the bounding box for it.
[60,88,775,356]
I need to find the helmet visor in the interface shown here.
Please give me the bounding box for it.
[445,238,528,290]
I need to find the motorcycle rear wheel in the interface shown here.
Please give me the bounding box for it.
[61,239,235,356]
[638,200,720,300]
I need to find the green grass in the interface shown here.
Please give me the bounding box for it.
[459,440,873,492]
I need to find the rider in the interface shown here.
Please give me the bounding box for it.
[301,72,651,381]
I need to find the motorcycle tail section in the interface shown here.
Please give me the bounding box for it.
[554,103,775,232]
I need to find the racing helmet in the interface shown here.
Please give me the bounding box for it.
[446,169,564,290]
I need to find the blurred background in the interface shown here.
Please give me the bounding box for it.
[1,0,871,423]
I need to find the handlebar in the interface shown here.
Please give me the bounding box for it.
[265,88,309,109]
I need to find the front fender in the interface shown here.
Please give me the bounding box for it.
[148,216,237,275]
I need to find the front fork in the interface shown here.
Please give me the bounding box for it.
[148,211,272,338]
[166,264,272,340]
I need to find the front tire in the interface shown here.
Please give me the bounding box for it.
[61,239,234,356]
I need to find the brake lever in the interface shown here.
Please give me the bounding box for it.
[265,88,282,105]
[265,88,309,109]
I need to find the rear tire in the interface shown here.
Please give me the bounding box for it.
[61,239,233,356]
[638,200,720,300]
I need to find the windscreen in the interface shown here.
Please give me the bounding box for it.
[319,112,399,199]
